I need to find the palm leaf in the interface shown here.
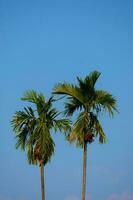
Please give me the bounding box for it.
[53,83,85,104]
[64,96,83,116]
[94,90,118,116]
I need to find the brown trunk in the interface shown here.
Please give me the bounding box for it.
[40,162,45,200]
[81,142,87,200]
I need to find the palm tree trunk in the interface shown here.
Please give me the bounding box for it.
[81,141,87,200]
[40,162,45,200]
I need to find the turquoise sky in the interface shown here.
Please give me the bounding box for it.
[0,0,133,200]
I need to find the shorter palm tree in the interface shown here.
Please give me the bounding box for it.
[11,90,71,200]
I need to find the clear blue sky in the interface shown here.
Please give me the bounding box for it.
[0,0,133,200]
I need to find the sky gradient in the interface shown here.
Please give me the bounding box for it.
[0,0,133,200]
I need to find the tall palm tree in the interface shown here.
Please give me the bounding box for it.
[53,71,118,200]
[11,90,71,200]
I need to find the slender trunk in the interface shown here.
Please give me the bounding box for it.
[81,142,87,200]
[40,162,45,200]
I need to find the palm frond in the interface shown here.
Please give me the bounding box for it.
[11,107,36,150]
[53,83,84,104]
[11,107,35,131]
[68,112,90,147]
[53,118,71,134]
[21,90,41,103]
[22,90,47,116]
[89,112,106,143]
[84,71,101,88]
[64,97,83,116]
[94,90,118,117]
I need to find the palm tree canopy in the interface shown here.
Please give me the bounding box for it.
[53,71,118,147]
[11,90,71,165]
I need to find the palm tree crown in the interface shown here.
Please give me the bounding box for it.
[11,90,71,165]
[53,71,118,146]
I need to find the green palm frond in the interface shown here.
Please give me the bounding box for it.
[89,112,106,143]
[64,96,83,116]
[84,71,101,88]
[27,142,37,165]
[46,108,58,121]
[11,107,35,129]
[37,96,55,118]
[74,112,89,133]
[22,90,47,116]
[94,90,118,116]
[53,118,71,134]
[22,90,44,103]
[53,83,84,104]
[69,112,89,147]
[11,107,36,150]
[69,111,106,146]
[29,124,55,165]
[94,119,106,143]
[76,71,101,104]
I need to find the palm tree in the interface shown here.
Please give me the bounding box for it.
[53,71,118,200]
[11,90,71,200]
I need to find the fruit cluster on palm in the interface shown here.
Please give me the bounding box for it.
[11,71,118,200]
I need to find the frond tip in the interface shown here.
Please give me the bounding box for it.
[21,90,45,104]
